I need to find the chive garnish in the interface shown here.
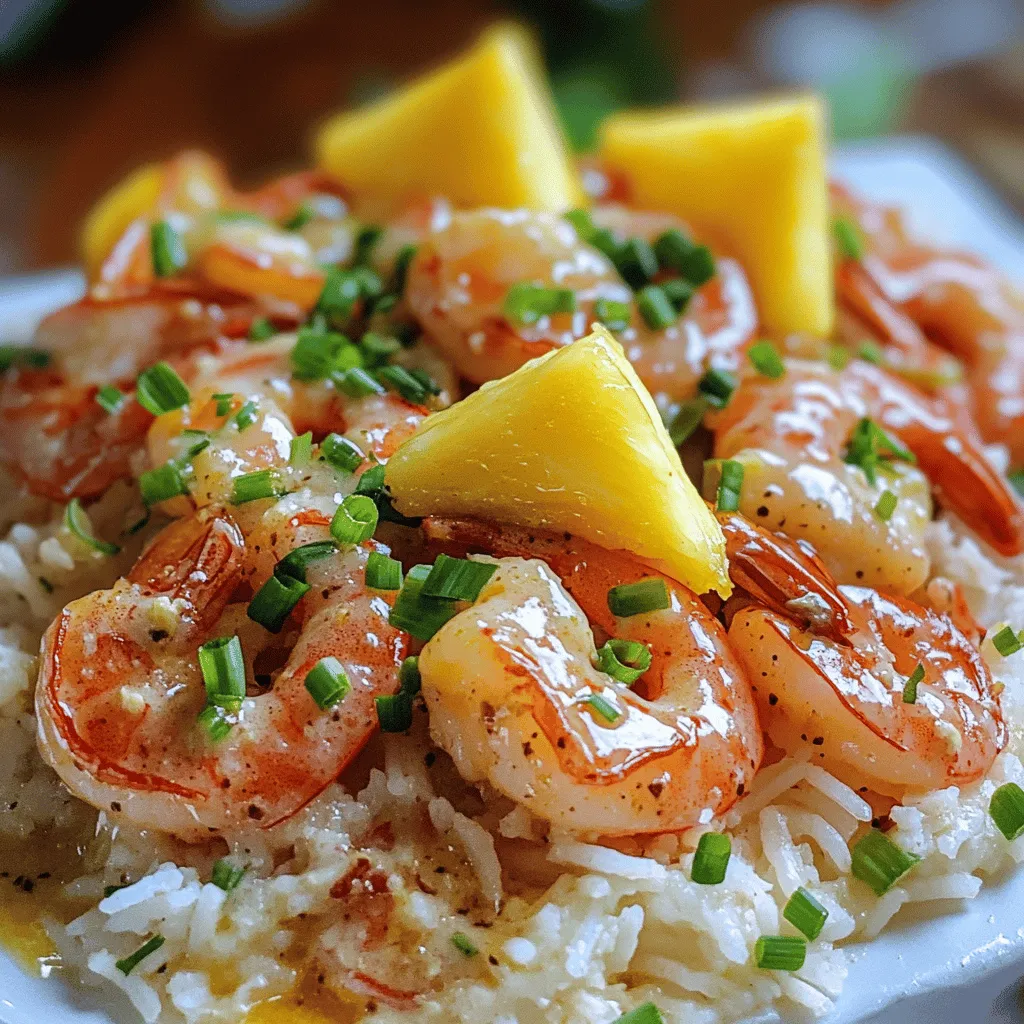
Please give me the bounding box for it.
[607,579,670,618]
[305,656,351,710]
[691,831,731,885]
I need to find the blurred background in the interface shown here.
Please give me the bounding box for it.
[0,0,1021,273]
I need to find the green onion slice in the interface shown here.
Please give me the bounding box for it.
[230,399,258,432]
[198,703,234,741]
[902,662,924,704]
[636,285,676,329]
[654,228,717,286]
[612,1002,665,1024]
[354,223,383,265]
[95,385,127,415]
[850,829,920,896]
[594,298,632,331]
[0,346,50,372]
[833,216,864,261]
[595,638,651,686]
[613,237,658,289]
[607,578,670,617]
[393,244,417,294]
[213,392,235,417]
[337,366,387,398]
[198,635,246,708]
[116,934,165,976]
[782,887,829,940]
[843,417,915,486]
[289,431,313,466]
[669,396,710,447]
[857,339,884,365]
[874,489,898,522]
[231,468,285,505]
[377,364,430,404]
[139,461,187,506]
[210,860,246,891]
[389,563,459,641]
[755,935,806,972]
[990,782,1024,841]
[64,498,121,555]
[321,432,365,474]
[276,541,337,583]
[136,362,190,416]
[747,341,785,379]
[283,201,314,232]
[151,220,186,277]
[697,367,737,408]
[291,326,362,382]
[691,831,731,885]
[247,572,310,633]
[248,317,276,342]
[359,331,402,367]
[305,656,352,710]
[503,281,577,326]
[366,551,403,590]
[330,493,379,545]
[451,931,478,957]
[585,693,620,723]
[992,624,1024,657]
[421,554,497,602]
[715,459,744,512]
[399,656,421,696]
[661,278,694,314]
[375,692,414,732]
[1009,469,1024,499]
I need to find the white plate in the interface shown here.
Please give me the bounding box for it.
[2,137,1024,1024]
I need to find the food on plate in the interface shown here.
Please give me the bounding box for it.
[3,21,1024,1024]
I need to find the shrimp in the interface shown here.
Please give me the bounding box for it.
[405,205,758,401]
[832,183,1024,462]
[418,519,763,836]
[728,567,1005,797]
[707,357,1024,595]
[35,505,408,839]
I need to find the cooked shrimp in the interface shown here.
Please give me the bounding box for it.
[833,183,1024,462]
[418,519,763,836]
[729,578,1005,797]
[707,357,1024,594]
[405,206,758,400]
[35,504,408,839]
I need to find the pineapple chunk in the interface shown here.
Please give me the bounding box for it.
[81,163,164,278]
[385,326,730,597]
[314,24,584,212]
[599,95,833,337]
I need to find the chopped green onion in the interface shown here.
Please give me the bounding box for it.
[198,635,246,708]
[389,563,459,641]
[857,339,884,365]
[210,860,245,891]
[443,930,476,958]
[198,703,234,741]
[359,331,402,367]
[1009,469,1024,499]
[833,216,864,261]
[151,220,186,277]
[64,498,121,555]
[564,208,595,237]
[393,244,417,294]
[321,432,365,474]
[826,344,851,371]
[136,362,190,416]
[95,385,126,415]
[231,468,285,505]
[843,417,915,486]
[503,281,577,326]
[595,638,651,686]
[375,692,414,732]
[408,367,440,395]
[354,224,383,265]
[275,540,337,582]
[874,489,898,522]
[636,285,677,329]
[661,277,694,313]
[248,317,276,342]
[613,1002,664,1024]
[654,228,716,286]
[229,399,259,432]
[782,887,829,940]
[850,829,920,896]
[0,345,50,372]
[747,341,785,379]
[669,396,710,446]
[697,367,736,408]
[992,624,1024,657]
[289,431,312,466]
[902,662,924,704]
[613,237,658,289]
[139,461,187,506]
[585,693,621,723]
[317,267,375,323]
[399,656,421,696]
[755,935,806,972]
[714,459,744,512]
[336,366,387,397]
[305,656,351,710]
[355,463,386,495]
[607,578,670,618]
[422,554,497,602]
[366,551,403,590]
[291,326,362,381]
[330,493,379,545]
[990,782,1024,841]
[116,935,165,976]
[283,201,314,232]
[593,298,632,331]
[213,392,234,416]
[691,831,731,884]
[247,572,310,633]
[377,364,430,404]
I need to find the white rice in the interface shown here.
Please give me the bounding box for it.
[4,484,1024,1023]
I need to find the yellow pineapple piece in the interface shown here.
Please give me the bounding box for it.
[385,325,730,597]
[81,163,164,278]
[314,23,584,212]
[599,95,833,337]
